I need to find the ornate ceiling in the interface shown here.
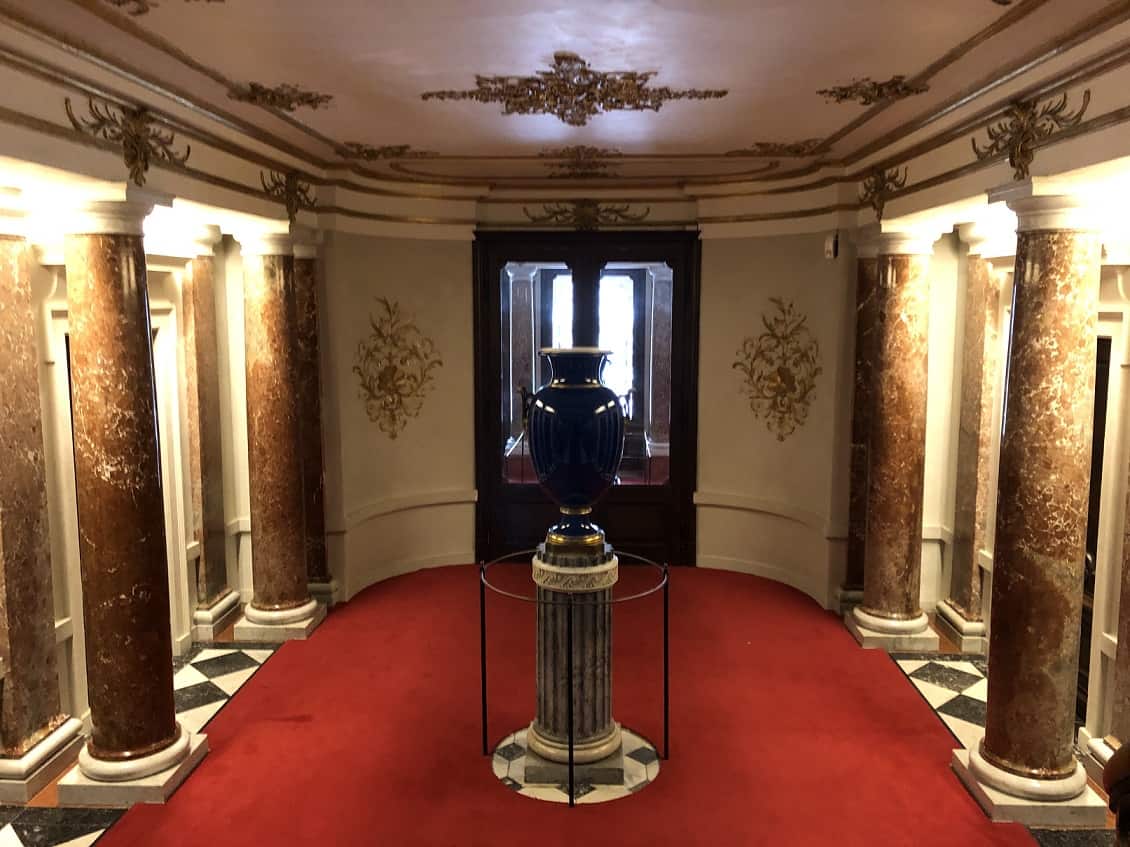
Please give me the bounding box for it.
[0,0,1124,188]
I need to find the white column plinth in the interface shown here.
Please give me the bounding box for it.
[0,718,83,803]
[58,733,208,807]
[935,600,987,654]
[191,588,241,641]
[844,611,939,652]
[234,601,326,643]
[952,748,1106,826]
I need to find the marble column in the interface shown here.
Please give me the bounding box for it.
[966,192,1101,805]
[234,234,321,640]
[848,232,939,650]
[937,230,1005,652]
[62,200,191,781]
[292,236,329,594]
[844,234,880,599]
[0,213,83,798]
[183,227,235,634]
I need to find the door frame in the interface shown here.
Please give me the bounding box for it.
[472,229,701,565]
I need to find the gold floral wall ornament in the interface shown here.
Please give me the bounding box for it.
[260,170,316,224]
[65,96,189,187]
[522,199,651,230]
[971,89,1091,180]
[341,143,438,160]
[859,166,907,221]
[818,75,928,106]
[421,51,727,127]
[353,298,443,439]
[103,0,223,14]
[539,145,623,178]
[229,82,333,112]
[725,138,824,157]
[733,298,822,442]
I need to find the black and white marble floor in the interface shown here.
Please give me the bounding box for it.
[0,642,278,846]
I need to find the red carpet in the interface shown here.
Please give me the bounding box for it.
[101,565,1034,846]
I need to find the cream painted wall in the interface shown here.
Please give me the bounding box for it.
[696,233,856,608]
[320,232,475,599]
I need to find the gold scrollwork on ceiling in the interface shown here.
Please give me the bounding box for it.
[260,170,316,224]
[341,143,438,160]
[64,96,189,187]
[725,139,823,157]
[859,166,907,221]
[818,75,928,106]
[972,89,1091,180]
[421,51,727,127]
[733,298,822,442]
[353,298,443,440]
[229,82,333,112]
[103,0,223,14]
[539,145,623,178]
[522,199,651,230]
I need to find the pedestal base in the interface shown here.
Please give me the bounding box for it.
[191,589,241,642]
[58,734,208,807]
[0,719,83,803]
[308,579,340,608]
[935,600,987,654]
[951,749,1106,826]
[524,745,624,786]
[844,612,940,652]
[233,603,326,643]
[836,587,863,614]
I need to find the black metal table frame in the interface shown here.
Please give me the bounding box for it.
[479,549,670,807]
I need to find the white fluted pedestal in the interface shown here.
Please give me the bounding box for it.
[844,607,940,652]
[233,598,325,643]
[952,746,1106,826]
[0,718,83,802]
[58,726,208,807]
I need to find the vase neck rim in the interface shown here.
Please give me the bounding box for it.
[539,347,611,357]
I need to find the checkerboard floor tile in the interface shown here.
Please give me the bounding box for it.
[491,727,659,803]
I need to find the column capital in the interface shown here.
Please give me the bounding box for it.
[290,225,320,260]
[67,199,155,237]
[192,225,223,258]
[240,231,292,258]
[852,223,882,259]
[875,230,937,257]
[956,222,1016,260]
[988,179,1095,232]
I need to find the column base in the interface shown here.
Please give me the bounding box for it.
[0,718,83,803]
[58,733,208,807]
[233,601,326,643]
[1077,725,1116,785]
[308,578,340,608]
[844,611,939,652]
[935,600,987,654]
[951,748,1105,826]
[835,587,863,614]
[523,743,625,786]
[191,588,241,641]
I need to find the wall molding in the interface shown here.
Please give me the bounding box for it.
[343,551,476,601]
[331,488,478,534]
[696,553,829,609]
[225,516,250,535]
[693,490,826,532]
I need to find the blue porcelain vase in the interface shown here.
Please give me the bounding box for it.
[527,348,625,546]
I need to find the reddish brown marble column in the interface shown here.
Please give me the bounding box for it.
[851,233,935,640]
[1113,441,1130,743]
[845,248,880,595]
[0,228,68,761]
[64,201,188,778]
[240,235,315,627]
[183,228,230,610]
[293,240,328,587]
[969,194,1100,801]
[939,237,1004,648]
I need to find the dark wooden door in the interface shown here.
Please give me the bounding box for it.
[473,231,701,566]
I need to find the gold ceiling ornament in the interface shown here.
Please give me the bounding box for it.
[353,297,443,440]
[421,51,727,127]
[733,297,822,443]
[539,145,623,178]
[859,166,907,221]
[260,170,316,224]
[229,82,333,112]
[103,0,223,14]
[522,199,651,230]
[818,75,928,106]
[341,142,438,160]
[725,138,824,157]
[971,89,1091,180]
[64,96,189,187]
